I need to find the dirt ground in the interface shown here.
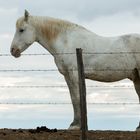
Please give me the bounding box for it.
[0,127,140,140]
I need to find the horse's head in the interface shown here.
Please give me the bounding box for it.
[11,10,36,58]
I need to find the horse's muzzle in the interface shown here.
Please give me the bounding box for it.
[11,48,21,58]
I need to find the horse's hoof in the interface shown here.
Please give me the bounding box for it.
[136,122,140,131]
[68,125,80,130]
[136,126,140,131]
[136,128,140,131]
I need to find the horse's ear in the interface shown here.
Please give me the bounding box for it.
[24,10,29,22]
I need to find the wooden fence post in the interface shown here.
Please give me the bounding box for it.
[76,48,88,140]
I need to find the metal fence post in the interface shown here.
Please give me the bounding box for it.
[76,48,88,140]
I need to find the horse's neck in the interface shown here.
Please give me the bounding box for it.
[29,17,55,54]
[31,16,78,54]
[31,16,104,55]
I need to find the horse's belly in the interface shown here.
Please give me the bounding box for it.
[85,71,130,82]
[84,53,135,82]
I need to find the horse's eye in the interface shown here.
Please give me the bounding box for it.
[19,29,24,33]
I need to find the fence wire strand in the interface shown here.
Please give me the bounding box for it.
[0,85,134,88]
[0,102,138,105]
[2,51,140,56]
[0,69,138,72]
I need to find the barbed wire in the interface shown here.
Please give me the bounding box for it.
[2,51,140,56]
[0,68,138,72]
[0,85,134,88]
[83,52,140,54]
[0,52,138,107]
[0,69,58,72]
[0,102,138,105]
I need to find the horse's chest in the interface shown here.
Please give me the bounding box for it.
[54,56,77,74]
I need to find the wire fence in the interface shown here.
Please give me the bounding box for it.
[0,52,139,105]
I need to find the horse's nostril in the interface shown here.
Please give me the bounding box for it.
[15,49,20,54]
[11,48,14,53]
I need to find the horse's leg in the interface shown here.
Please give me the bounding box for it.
[133,80,140,130]
[133,68,140,102]
[132,68,140,130]
[134,80,140,103]
[64,71,81,130]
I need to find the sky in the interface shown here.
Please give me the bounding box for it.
[0,0,139,130]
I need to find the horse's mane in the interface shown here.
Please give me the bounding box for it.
[16,16,86,42]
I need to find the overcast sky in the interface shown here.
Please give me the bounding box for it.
[0,0,139,130]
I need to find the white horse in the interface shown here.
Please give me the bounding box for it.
[11,10,140,130]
